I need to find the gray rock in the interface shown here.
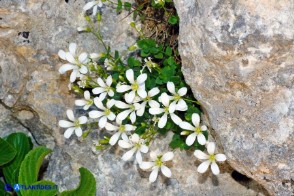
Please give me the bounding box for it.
[174,0,294,195]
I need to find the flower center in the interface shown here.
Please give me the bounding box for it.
[105,109,111,116]
[130,105,135,110]
[145,96,151,101]
[174,94,181,101]
[134,142,141,149]
[87,100,93,106]
[209,154,215,162]
[164,106,169,113]
[105,86,112,92]
[119,125,125,132]
[155,157,163,166]
[74,120,80,128]
[195,126,202,134]
[132,82,139,91]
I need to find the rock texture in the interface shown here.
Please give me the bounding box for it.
[174,0,294,195]
[0,0,269,195]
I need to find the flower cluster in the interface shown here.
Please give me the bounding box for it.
[58,0,226,183]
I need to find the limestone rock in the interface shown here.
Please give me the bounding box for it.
[174,0,294,195]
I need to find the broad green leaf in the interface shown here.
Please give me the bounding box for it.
[0,137,16,166]
[60,167,96,196]
[124,2,132,11]
[22,180,58,196]
[116,0,123,13]
[165,46,172,56]
[3,133,33,185]
[169,134,189,150]
[154,53,163,59]
[168,15,179,25]
[18,146,52,195]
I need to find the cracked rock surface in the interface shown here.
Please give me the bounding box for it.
[174,0,294,195]
[0,0,270,195]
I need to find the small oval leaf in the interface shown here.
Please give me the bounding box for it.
[0,137,16,166]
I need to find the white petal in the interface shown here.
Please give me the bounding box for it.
[130,111,136,123]
[69,43,77,55]
[161,165,172,178]
[107,112,116,121]
[126,69,135,83]
[125,91,135,103]
[161,152,174,162]
[105,123,118,131]
[201,125,208,131]
[92,4,98,16]
[160,93,170,107]
[89,110,104,119]
[83,105,91,110]
[66,110,75,121]
[97,1,103,7]
[194,150,209,160]
[117,110,132,121]
[149,167,159,182]
[148,100,160,108]
[70,70,78,83]
[137,87,147,99]
[215,154,227,162]
[108,90,114,97]
[211,162,220,175]
[125,124,136,131]
[97,78,106,87]
[64,127,75,138]
[150,151,159,161]
[90,53,101,59]
[115,101,130,109]
[83,1,98,11]
[75,100,87,107]
[169,101,177,113]
[59,64,75,74]
[116,85,132,92]
[58,50,67,60]
[118,140,133,148]
[59,120,74,128]
[136,102,146,116]
[92,87,105,95]
[148,87,160,97]
[75,127,83,137]
[131,133,140,143]
[179,121,194,131]
[178,87,187,96]
[207,142,216,155]
[186,133,197,146]
[99,92,107,101]
[106,75,112,86]
[176,99,188,111]
[197,133,206,145]
[192,113,200,127]
[122,148,136,161]
[140,162,154,170]
[149,108,164,115]
[197,160,211,173]
[84,91,90,100]
[65,52,76,64]
[106,99,116,109]
[78,53,88,63]
[78,116,88,124]
[121,133,128,141]
[167,82,176,94]
[158,114,167,128]
[109,132,121,145]
[99,116,107,128]
[170,113,182,125]
[136,151,143,164]
[140,145,149,153]
[79,65,88,74]
[94,97,106,110]
[137,73,147,84]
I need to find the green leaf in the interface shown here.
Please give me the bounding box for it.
[0,180,11,196]
[116,0,123,13]
[22,180,58,196]
[185,107,201,121]
[18,146,52,195]
[124,2,132,11]
[3,133,33,185]
[154,53,163,59]
[168,15,179,25]
[169,134,189,150]
[0,137,16,166]
[165,46,172,56]
[127,57,141,68]
[60,167,96,196]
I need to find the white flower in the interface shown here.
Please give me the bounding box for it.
[167,81,188,111]
[179,113,207,146]
[75,91,93,110]
[59,109,88,138]
[89,53,102,60]
[118,133,148,164]
[92,75,114,101]
[116,69,147,103]
[115,96,142,123]
[105,119,136,145]
[137,87,160,116]
[58,43,89,83]
[83,0,103,16]
[194,142,226,175]
[89,98,116,128]
[149,93,182,128]
[143,57,158,72]
[140,151,174,182]
[104,58,115,70]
